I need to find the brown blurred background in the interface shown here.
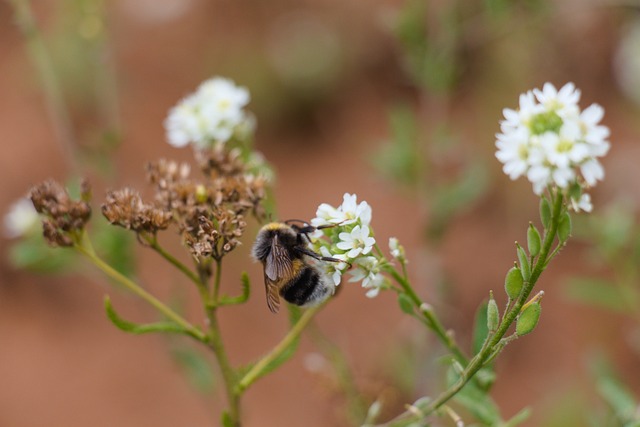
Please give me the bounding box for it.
[1,1,640,426]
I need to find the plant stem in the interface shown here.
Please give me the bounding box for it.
[9,0,79,175]
[202,259,240,426]
[382,191,564,426]
[142,234,203,289]
[235,304,323,394]
[74,238,206,341]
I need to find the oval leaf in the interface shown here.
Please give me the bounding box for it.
[104,296,190,335]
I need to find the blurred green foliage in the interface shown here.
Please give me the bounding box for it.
[566,202,640,316]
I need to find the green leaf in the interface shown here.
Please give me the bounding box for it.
[104,296,190,335]
[398,293,415,315]
[540,197,551,229]
[564,277,629,313]
[558,211,572,242]
[220,272,251,305]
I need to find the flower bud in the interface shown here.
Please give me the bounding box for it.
[487,291,499,333]
[516,302,541,336]
[527,223,541,258]
[195,184,208,204]
[504,266,524,300]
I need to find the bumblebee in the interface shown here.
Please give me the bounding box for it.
[252,220,343,313]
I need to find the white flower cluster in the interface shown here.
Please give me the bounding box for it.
[164,77,252,148]
[496,82,610,211]
[310,193,386,297]
[4,197,38,238]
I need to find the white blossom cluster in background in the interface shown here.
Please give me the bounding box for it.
[164,77,253,148]
[495,82,610,212]
[310,193,388,298]
[4,197,38,238]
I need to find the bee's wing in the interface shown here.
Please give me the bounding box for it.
[263,234,294,314]
[265,234,294,281]
[264,274,281,313]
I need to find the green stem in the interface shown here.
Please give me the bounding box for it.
[235,304,323,394]
[9,0,79,175]
[212,257,223,303]
[143,234,201,286]
[202,259,240,426]
[74,238,206,342]
[383,191,565,426]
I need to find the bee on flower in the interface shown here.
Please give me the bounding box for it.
[310,193,387,298]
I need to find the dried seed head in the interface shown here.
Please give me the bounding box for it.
[29,180,92,247]
[195,144,246,178]
[102,188,172,234]
[106,144,268,260]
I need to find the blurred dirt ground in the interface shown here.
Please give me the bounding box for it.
[1,1,640,426]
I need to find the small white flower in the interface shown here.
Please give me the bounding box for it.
[496,127,531,180]
[533,82,581,118]
[389,237,406,261]
[539,122,589,169]
[4,198,39,238]
[310,193,372,231]
[338,193,372,226]
[311,203,346,226]
[580,158,605,186]
[336,225,375,259]
[349,256,385,298]
[389,237,400,258]
[570,193,593,213]
[319,246,348,286]
[500,91,543,134]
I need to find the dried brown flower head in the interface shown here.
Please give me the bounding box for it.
[102,145,267,261]
[102,188,172,234]
[29,179,92,247]
[195,145,247,178]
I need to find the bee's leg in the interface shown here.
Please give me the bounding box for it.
[296,247,352,268]
[286,219,342,231]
